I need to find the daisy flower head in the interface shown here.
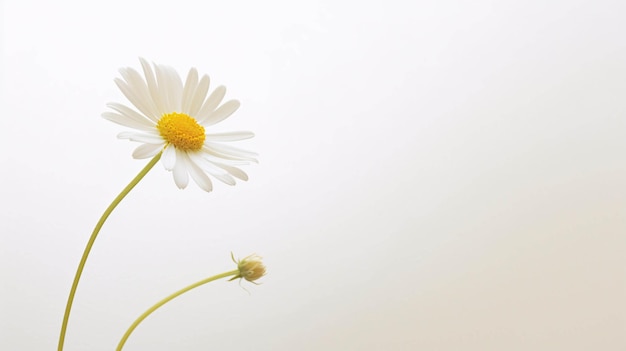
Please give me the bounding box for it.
[102,58,257,192]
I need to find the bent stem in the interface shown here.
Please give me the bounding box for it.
[58,152,162,351]
[117,269,240,351]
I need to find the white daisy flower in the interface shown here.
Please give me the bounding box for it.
[102,58,257,192]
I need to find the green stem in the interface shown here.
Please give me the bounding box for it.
[117,269,240,351]
[58,152,162,351]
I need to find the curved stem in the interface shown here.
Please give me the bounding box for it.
[117,269,240,351]
[58,152,162,351]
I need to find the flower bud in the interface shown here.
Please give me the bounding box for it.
[230,253,266,283]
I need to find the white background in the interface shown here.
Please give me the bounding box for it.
[1,1,625,350]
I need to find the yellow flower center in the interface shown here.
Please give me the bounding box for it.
[156,112,205,151]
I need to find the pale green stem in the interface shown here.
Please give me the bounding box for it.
[117,269,240,351]
[58,152,162,351]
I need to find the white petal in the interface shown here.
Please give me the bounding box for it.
[195,85,226,121]
[114,78,159,122]
[189,153,236,185]
[154,64,172,113]
[162,144,176,171]
[114,131,162,144]
[106,103,156,128]
[212,171,236,186]
[189,153,228,175]
[185,154,213,192]
[167,66,184,110]
[132,143,164,159]
[172,148,189,189]
[125,132,164,144]
[155,64,183,113]
[119,67,160,119]
[203,148,258,163]
[196,146,249,165]
[117,131,138,139]
[102,111,154,131]
[215,163,249,181]
[140,58,166,114]
[181,68,199,114]
[205,131,254,142]
[204,142,259,162]
[201,154,251,166]
[200,100,240,126]
[189,75,210,117]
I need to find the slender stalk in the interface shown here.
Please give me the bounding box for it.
[58,152,162,351]
[117,269,240,351]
